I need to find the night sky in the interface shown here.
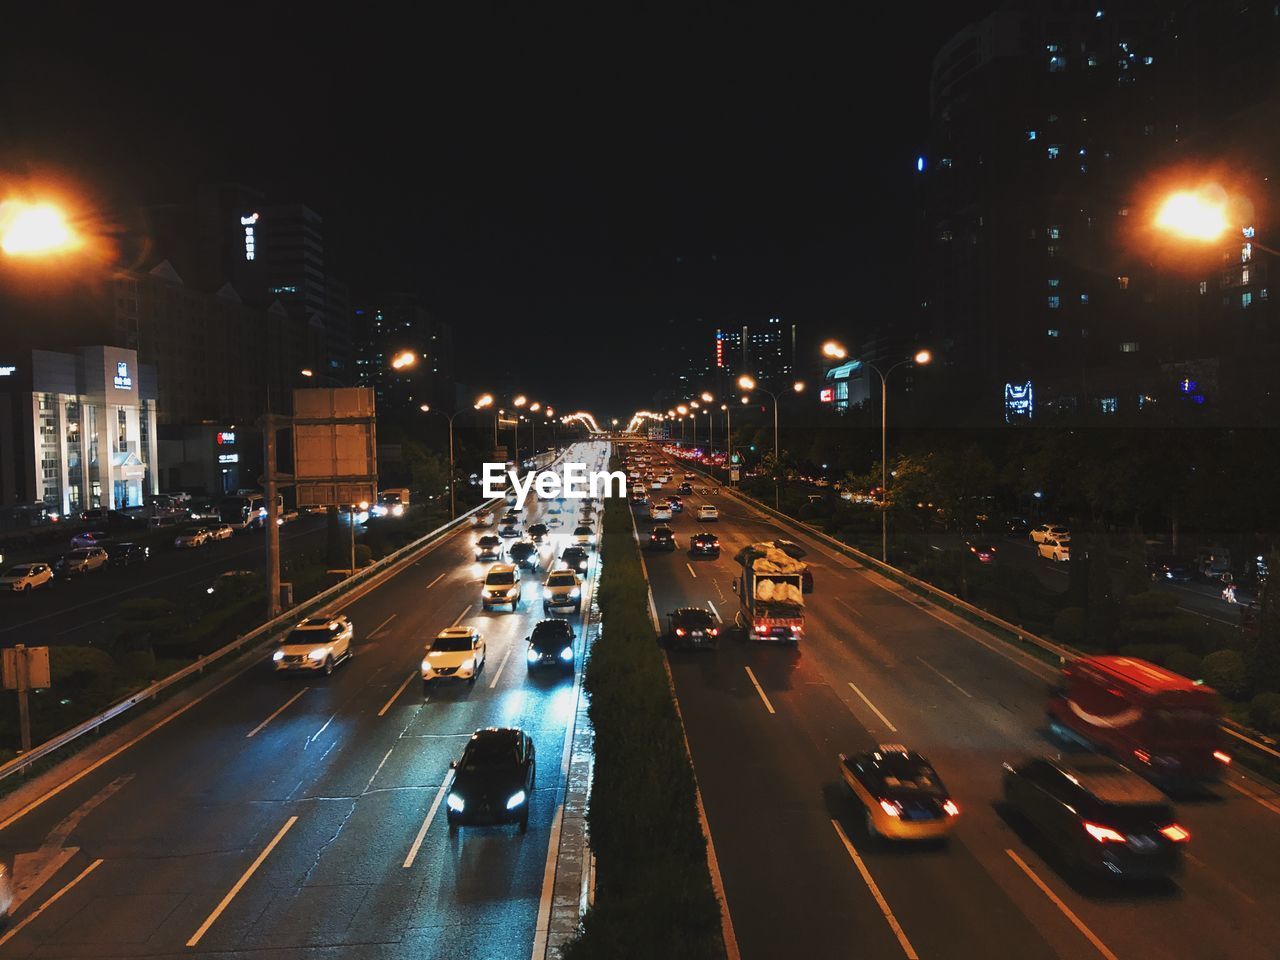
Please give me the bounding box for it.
[1,3,992,415]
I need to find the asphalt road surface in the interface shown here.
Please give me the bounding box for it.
[639,471,1280,960]
[0,441,608,959]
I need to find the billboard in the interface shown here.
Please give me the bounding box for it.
[292,388,378,507]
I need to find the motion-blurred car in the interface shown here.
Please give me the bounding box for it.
[273,614,354,675]
[542,569,582,613]
[481,564,523,611]
[106,541,150,567]
[526,619,576,673]
[1002,754,1188,879]
[527,522,549,543]
[55,547,109,576]
[174,527,211,549]
[1149,557,1194,583]
[689,532,720,558]
[475,535,505,562]
[1,563,53,593]
[560,546,590,574]
[648,525,676,551]
[446,727,536,833]
[696,505,719,521]
[422,626,486,687]
[665,495,683,513]
[964,541,998,564]
[840,745,959,842]
[664,607,719,650]
[498,516,522,538]
[473,510,495,527]
[70,530,109,549]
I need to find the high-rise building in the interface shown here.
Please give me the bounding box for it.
[354,293,455,415]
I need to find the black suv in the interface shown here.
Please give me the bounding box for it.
[665,607,719,649]
[648,525,676,551]
[1002,754,1189,880]
[508,539,540,571]
[447,728,536,832]
[527,619,576,673]
[106,542,150,567]
[689,532,720,558]
[560,546,590,573]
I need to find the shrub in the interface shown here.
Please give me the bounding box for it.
[1248,692,1280,734]
[1053,607,1087,645]
[1200,649,1249,700]
[354,544,374,567]
[1164,649,1203,681]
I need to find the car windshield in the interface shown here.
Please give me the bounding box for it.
[461,737,520,770]
[283,628,325,645]
[4,566,33,577]
[575,527,591,535]
[548,573,576,587]
[432,635,473,652]
[479,536,499,545]
[486,572,515,586]
[870,755,943,794]
[68,550,91,558]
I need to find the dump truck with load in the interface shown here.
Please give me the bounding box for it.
[732,542,805,643]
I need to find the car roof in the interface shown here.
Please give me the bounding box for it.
[1048,755,1167,804]
[469,726,523,745]
[295,617,338,629]
[436,626,478,639]
[487,563,516,573]
[673,607,714,621]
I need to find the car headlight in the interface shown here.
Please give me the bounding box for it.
[506,790,527,810]
[559,645,574,662]
[570,587,580,598]
[272,650,284,661]
[307,649,327,661]
[422,658,432,672]
[447,792,465,813]
[527,647,540,663]
[459,658,474,672]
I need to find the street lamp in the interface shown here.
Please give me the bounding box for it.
[1153,187,1280,255]
[0,201,78,256]
[737,375,804,508]
[390,350,417,370]
[822,340,848,360]
[419,398,488,519]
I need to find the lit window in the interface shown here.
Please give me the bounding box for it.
[1047,145,1061,159]
[1048,278,1060,287]
[1199,280,1208,295]
[1087,56,1099,66]
[1047,244,1061,258]
[1120,342,1139,353]
[1100,398,1117,414]
[1242,291,1253,308]
[1048,296,1061,309]
[1046,43,1060,52]
[1049,56,1066,72]
[1117,275,1130,289]
[1047,328,1060,338]
[1262,288,1269,300]
[1144,56,1154,65]
[1027,130,1038,141]
[1080,293,1090,304]
[1243,268,1251,284]
[1047,226,1061,239]
[1242,243,1253,262]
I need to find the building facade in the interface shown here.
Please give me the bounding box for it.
[354,293,455,415]
[0,346,158,515]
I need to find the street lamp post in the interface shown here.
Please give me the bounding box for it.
[738,376,804,508]
[865,350,932,562]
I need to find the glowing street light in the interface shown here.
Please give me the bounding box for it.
[1154,190,1230,243]
[737,374,756,391]
[822,340,848,360]
[0,202,78,256]
[514,395,527,408]
[737,377,806,508]
[866,348,934,561]
[390,350,417,370]
[419,403,430,412]
[793,381,806,393]
[700,392,714,403]
[676,404,688,415]
[300,368,315,378]
[914,349,933,366]
[530,402,541,412]
[474,394,494,410]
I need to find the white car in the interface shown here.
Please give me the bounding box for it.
[650,479,664,490]
[273,615,354,675]
[542,569,583,613]
[55,547,109,576]
[422,626,487,688]
[481,563,523,611]
[208,523,235,541]
[70,530,109,549]
[1,563,54,593]
[174,528,211,548]
[650,503,673,522]
[696,505,719,521]
[1030,523,1070,545]
[473,510,495,526]
[1038,537,1071,562]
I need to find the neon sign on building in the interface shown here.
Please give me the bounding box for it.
[241,212,259,261]
[1004,380,1034,423]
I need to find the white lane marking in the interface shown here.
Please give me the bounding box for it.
[835,596,862,618]
[368,613,397,637]
[1228,778,1280,817]
[377,671,417,717]
[245,688,308,739]
[187,817,297,947]
[915,655,974,698]
[831,820,919,959]
[706,600,721,622]
[403,779,450,868]
[1005,849,1119,960]
[426,571,446,589]
[0,857,104,949]
[530,802,565,960]
[686,562,698,579]
[847,682,897,732]
[744,666,776,715]
[450,604,471,627]
[489,643,514,689]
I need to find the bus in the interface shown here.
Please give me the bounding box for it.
[218,492,284,531]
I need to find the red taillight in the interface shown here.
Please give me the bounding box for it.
[1160,823,1190,842]
[879,800,902,818]
[1084,822,1126,843]
[1213,750,1231,765]
[675,628,685,636]
[708,628,718,636]
[942,799,959,817]
[1134,748,1151,764]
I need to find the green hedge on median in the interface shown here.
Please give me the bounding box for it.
[566,467,725,960]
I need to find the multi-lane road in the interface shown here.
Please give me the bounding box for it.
[0,441,607,959]
[639,463,1280,960]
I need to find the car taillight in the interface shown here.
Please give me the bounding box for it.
[942,799,959,817]
[1213,750,1231,765]
[675,628,686,636]
[879,800,902,818]
[1084,822,1126,843]
[708,628,718,636]
[1159,823,1190,843]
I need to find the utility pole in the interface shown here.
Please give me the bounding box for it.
[15,644,30,752]
[264,414,282,619]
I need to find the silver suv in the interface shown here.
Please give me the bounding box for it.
[481,563,523,611]
[542,570,582,614]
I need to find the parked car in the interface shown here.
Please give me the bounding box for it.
[70,530,110,549]
[446,727,536,833]
[1001,754,1189,880]
[1195,548,1232,580]
[1037,537,1070,562]
[1030,523,1070,545]
[0,563,54,593]
[664,607,719,650]
[272,614,355,675]
[1149,556,1194,583]
[207,523,235,541]
[55,547,109,577]
[174,527,211,549]
[422,626,486,687]
[106,542,150,567]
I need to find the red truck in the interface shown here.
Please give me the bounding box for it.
[1046,655,1229,785]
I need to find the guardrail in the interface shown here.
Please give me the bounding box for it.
[0,446,570,785]
[673,453,1280,766]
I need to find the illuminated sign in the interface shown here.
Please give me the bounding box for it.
[819,387,835,403]
[216,431,236,445]
[1179,378,1197,394]
[218,453,240,464]
[113,361,133,390]
[241,212,259,261]
[715,330,724,368]
[0,365,15,376]
[1004,380,1034,423]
